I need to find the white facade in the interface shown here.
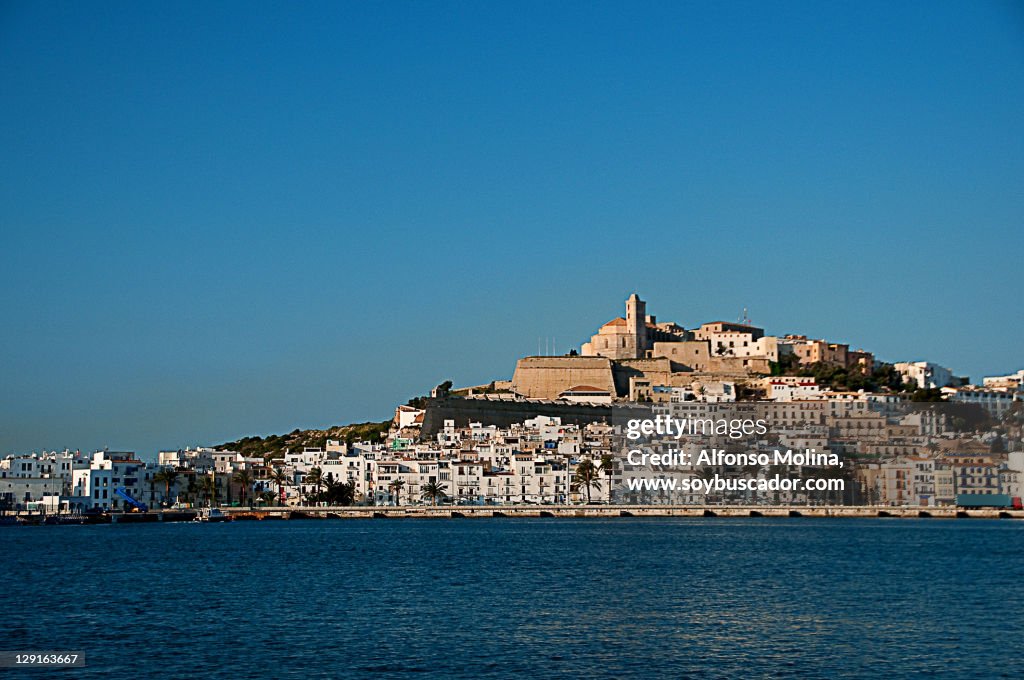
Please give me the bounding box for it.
[669,382,736,403]
[0,451,77,510]
[944,387,1018,418]
[895,361,955,389]
[69,451,156,511]
[764,380,821,402]
[983,370,1024,389]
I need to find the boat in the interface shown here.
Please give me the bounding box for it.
[194,508,232,523]
[43,515,86,525]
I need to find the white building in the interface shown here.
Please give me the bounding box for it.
[668,382,736,403]
[0,451,77,510]
[762,379,821,402]
[895,361,956,389]
[944,387,1018,418]
[70,451,156,511]
[982,370,1024,390]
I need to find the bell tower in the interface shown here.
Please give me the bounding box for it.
[625,293,647,358]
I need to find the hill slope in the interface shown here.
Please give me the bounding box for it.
[216,420,391,460]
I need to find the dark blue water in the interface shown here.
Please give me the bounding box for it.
[2,518,1022,678]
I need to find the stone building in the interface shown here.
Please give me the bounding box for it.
[511,356,617,400]
[581,293,688,360]
[511,294,775,400]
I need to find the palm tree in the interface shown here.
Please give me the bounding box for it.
[319,477,356,506]
[388,479,405,506]
[742,462,762,504]
[836,467,856,506]
[185,477,198,507]
[325,480,356,506]
[303,466,323,503]
[697,466,716,504]
[233,470,254,508]
[572,458,602,504]
[269,468,290,506]
[599,453,615,503]
[421,481,447,505]
[766,463,787,505]
[199,474,216,508]
[152,467,179,506]
[305,467,323,503]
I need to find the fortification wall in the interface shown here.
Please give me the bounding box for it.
[511,356,616,400]
[652,341,710,371]
[612,357,675,397]
[707,356,772,375]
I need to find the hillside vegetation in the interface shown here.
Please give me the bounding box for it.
[216,420,391,460]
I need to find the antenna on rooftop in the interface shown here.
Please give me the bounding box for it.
[738,307,752,325]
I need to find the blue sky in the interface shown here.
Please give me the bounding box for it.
[1,1,1022,458]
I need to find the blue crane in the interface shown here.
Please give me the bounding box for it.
[113,487,149,512]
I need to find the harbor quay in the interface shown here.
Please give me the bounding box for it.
[5,504,1024,524]
[227,503,1024,520]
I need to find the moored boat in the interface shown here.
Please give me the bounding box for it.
[194,508,232,522]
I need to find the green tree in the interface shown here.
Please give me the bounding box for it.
[697,466,717,504]
[323,478,356,506]
[910,387,945,402]
[388,479,405,506]
[153,467,179,506]
[741,461,762,503]
[421,481,448,505]
[185,477,198,506]
[199,474,217,508]
[232,470,254,508]
[572,459,602,504]
[269,467,290,506]
[599,453,616,503]
[305,467,323,503]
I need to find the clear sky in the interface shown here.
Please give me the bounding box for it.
[1,1,1022,458]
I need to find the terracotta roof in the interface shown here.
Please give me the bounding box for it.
[602,317,627,327]
[562,385,611,394]
[705,321,761,330]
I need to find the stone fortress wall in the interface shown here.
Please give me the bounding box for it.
[510,294,775,401]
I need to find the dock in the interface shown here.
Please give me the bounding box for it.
[221,504,1024,521]
[6,505,1023,525]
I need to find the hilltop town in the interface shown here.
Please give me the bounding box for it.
[509,293,987,403]
[3,294,1022,515]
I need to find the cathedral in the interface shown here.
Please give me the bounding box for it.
[580,294,688,360]
[510,293,773,401]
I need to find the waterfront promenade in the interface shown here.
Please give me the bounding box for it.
[223,504,1024,520]
[8,504,1024,524]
